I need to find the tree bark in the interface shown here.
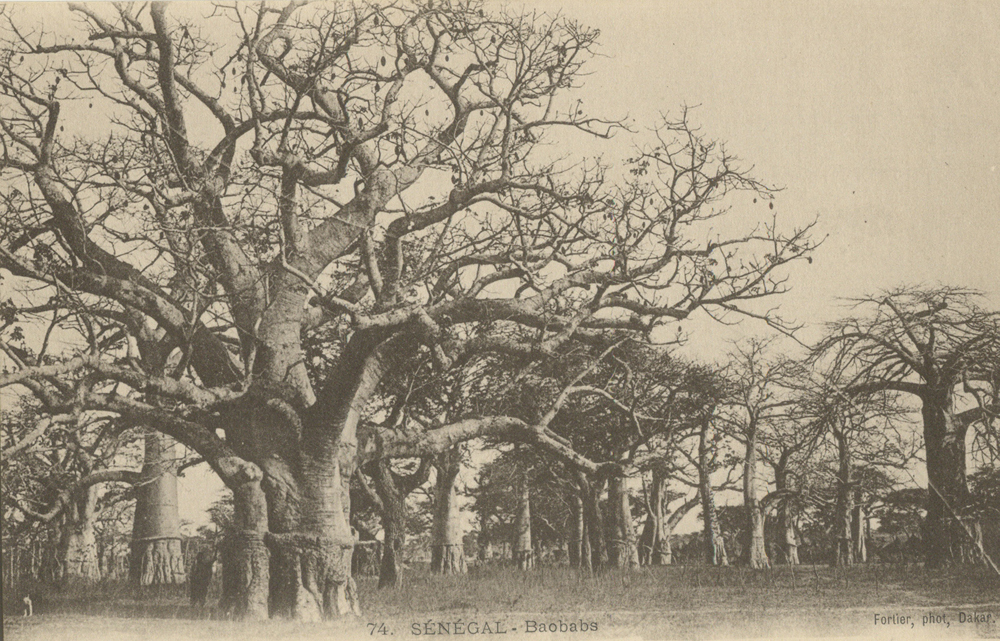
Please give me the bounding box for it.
[641,469,672,565]
[742,425,769,569]
[606,473,639,568]
[699,418,727,566]
[57,485,100,586]
[220,481,270,621]
[430,448,466,575]
[131,431,187,586]
[257,335,386,618]
[513,476,534,570]
[373,463,407,589]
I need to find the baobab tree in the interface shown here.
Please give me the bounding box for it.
[130,431,187,587]
[0,402,145,586]
[0,0,815,620]
[797,367,911,566]
[718,340,802,569]
[814,287,1000,567]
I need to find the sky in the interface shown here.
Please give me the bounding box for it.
[4,0,999,530]
[197,0,998,530]
[543,0,999,352]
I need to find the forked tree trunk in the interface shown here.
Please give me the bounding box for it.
[57,485,101,586]
[699,418,727,566]
[513,478,534,570]
[131,431,186,586]
[832,428,854,567]
[922,388,976,568]
[742,427,769,569]
[430,448,466,575]
[235,334,384,620]
[369,455,430,589]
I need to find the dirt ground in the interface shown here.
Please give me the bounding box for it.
[4,564,1000,640]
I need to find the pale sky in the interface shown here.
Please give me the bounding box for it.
[5,0,999,529]
[195,0,1000,529]
[540,0,998,352]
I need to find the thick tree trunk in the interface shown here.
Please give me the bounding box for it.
[266,453,359,617]
[607,474,639,568]
[220,481,270,621]
[742,428,769,569]
[773,463,799,565]
[638,515,653,566]
[568,493,584,568]
[780,505,800,566]
[259,336,384,619]
[580,515,593,573]
[642,469,672,565]
[57,485,100,586]
[430,449,466,575]
[922,389,976,568]
[131,431,186,586]
[377,492,406,588]
[699,419,727,566]
[369,455,430,589]
[831,428,854,566]
[513,478,534,570]
[373,465,407,589]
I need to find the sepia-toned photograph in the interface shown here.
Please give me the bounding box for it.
[1,1,998,639]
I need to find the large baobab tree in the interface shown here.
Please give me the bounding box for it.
[814,287,1000,567]
[0,0,815,619]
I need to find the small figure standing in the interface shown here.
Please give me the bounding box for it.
[22,595,33,617]
[189,549,215,608]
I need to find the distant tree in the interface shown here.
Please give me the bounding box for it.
[718,340,802,569]
[356,457,431,588]
[814,287,1000,566]
[130,431,187,587]
[1,401,144,586]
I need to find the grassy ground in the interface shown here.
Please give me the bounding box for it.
[5,563,1000,640]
